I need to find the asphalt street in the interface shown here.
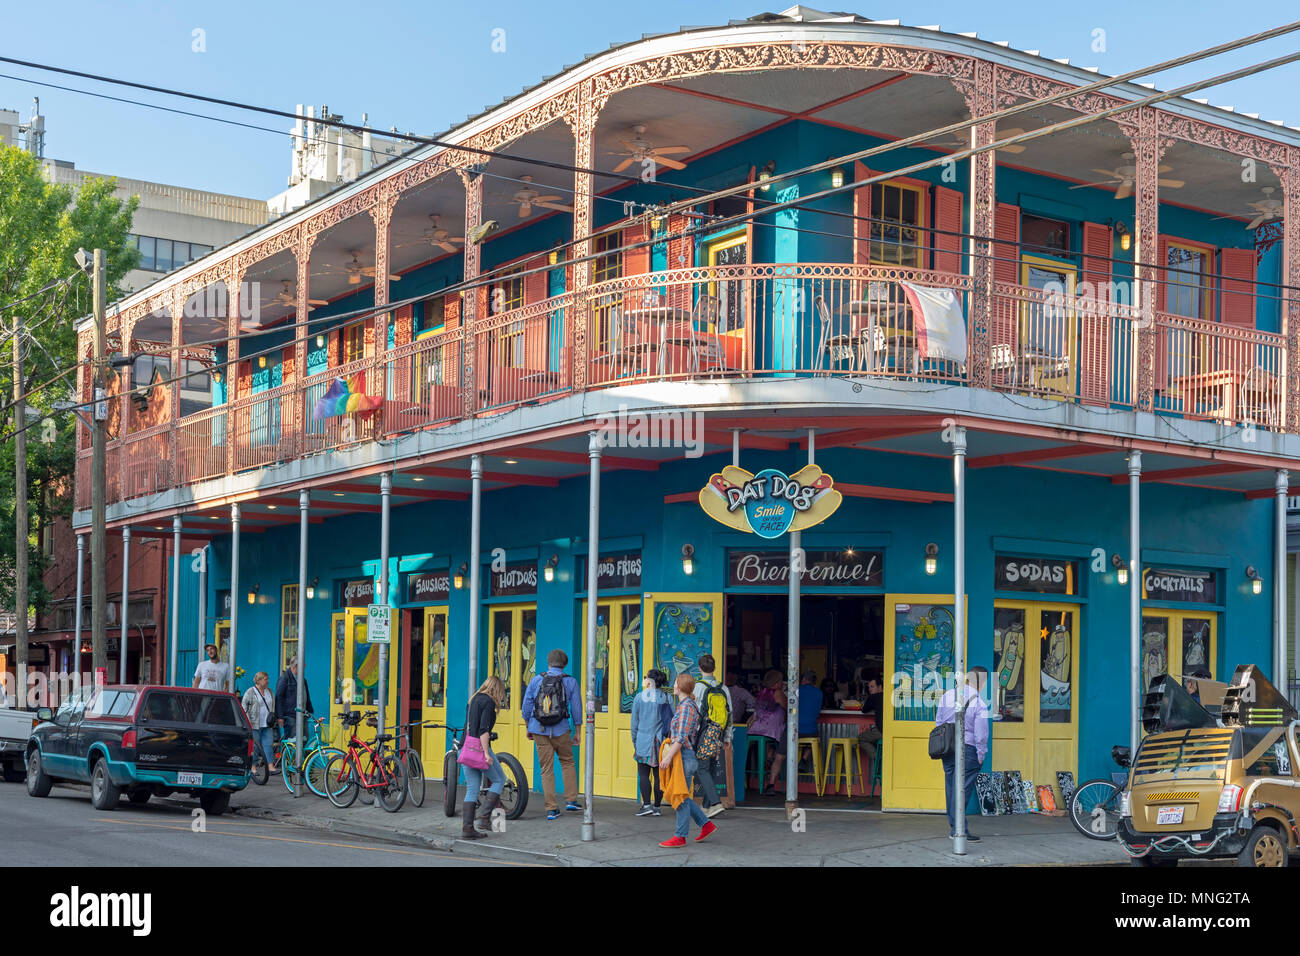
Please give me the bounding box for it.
[0,780,537,867]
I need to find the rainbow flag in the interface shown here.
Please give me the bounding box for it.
[312,376,382,419]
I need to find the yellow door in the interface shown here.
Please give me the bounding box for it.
[1020,255,1078,396]
[420,606,449,777]
[579,597,645,799]
[992,601,1080,793]
[330,608,399,733]
[883,595,964,811]
[486,604,538,772]
[1140,611,1217,699]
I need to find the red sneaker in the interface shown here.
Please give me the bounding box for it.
[659,835,687,848]
[694,821,717,842]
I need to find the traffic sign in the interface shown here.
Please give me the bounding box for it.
[366,604,391,644]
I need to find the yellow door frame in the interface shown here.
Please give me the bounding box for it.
[1020,253,1078,395]
[704,233,750,365]
[883,594,965,811]
[991,599,1081,795]
[420,605,449,777]
[329,607,399,734]
[579,596,645,799]
[485,602,538,772]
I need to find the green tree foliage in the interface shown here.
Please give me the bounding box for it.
[0,144,138,616]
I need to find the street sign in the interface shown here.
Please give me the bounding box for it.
[366,604,391,644]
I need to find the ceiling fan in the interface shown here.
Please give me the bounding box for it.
[243,279,325,328]
[1213,186,1283,230]
[509,176,573,218]
[1069,152,1184,200]
[319,250,402,286]
[610,124,692,172]
[933,127,1029,154]
[395,214,464,254]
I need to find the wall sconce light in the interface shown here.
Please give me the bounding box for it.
[547,249,559,266]
[681,544,695,576]
[257,355,267,369]
[315,334,325,348]
[212,369,223,385]
[1114,221,1131,253]
[758,161,775,192]
[1246,565,1263,595]
[544,554,558,583]
[924,543,939,576]
[305,577,318,600]
[247,583,259,605]
[454,563,468,590]
[1112,553,1129,586]
[830,164,846,190]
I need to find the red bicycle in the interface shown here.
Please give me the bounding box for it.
[324,710,408,812]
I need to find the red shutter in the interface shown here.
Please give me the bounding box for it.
[623,222,650,276]
[523,255,549,305]
[989,203,1020,350]
[665,213,694,311]
[931,186,963,274]
[1218,247,1256,329]
[395,304,414,347]
[853,161,873,265]
[1154,236,1171,389]
[281,348,295,386]
[1079,221,1113,405]
[327,330,339,368]
[443,294,461,330]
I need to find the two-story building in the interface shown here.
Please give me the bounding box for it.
[74,7,1300,810]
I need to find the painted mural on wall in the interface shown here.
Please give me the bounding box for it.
[620,607,642,714]
[892,602,955,722]
[1040,610,1073,723]
[427,616,445,708]
[653,602,713,684]
[1142,619,1169,692]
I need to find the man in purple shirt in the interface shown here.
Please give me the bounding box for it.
[935,666,989,841]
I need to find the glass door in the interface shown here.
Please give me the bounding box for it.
[420,606,448,776]
[992,600,1079,794]
[486,604,538,774]
[1020,256,1078,397]
[579,598,644,799]
[1141,611,1217,703]
[330,607,399,734]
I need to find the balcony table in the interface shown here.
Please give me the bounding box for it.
[1174,367,1277,425]
[844,300,908,373]
[622,305,693,376]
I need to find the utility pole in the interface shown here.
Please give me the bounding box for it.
[91,249,107,678]
[11,309,28,704]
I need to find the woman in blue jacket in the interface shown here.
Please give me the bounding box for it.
[630,668,674,816]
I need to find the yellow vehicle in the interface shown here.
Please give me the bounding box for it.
[1118,665,1299,867]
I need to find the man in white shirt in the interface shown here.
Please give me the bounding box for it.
[935,666,989,841]
[193,643,230,691]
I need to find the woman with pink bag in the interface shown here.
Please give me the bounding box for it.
[747,670,788,795]
[458,675,508,840]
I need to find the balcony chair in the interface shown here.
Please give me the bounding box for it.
[1238,365,1279,429]
[989,342,1017,386]
[687,294,727,377]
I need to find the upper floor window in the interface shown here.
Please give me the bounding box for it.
[593,233,622,284]
[1166,241,1211,320]
[179,359,212,417]
[342,321,366,364]
[490,269,524,315]
[130,234,214,273]
[870,182,924,267]
[1022,215,1070,255]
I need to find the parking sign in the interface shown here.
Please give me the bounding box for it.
[366,604,391,643]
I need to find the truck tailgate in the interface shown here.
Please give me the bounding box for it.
[135,690,249,774]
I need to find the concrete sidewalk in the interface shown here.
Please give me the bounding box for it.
[229,780,1130,867]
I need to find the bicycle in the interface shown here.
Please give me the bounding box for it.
[274,711,345,798]
[392,718,428,808]
[435,724,529,821]
[1069,744,1131,841]
[324,710,407,812]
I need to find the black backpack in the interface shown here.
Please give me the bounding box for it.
[534,673,569,726]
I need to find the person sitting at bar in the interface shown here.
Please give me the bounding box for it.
[749,670,787,795]
[798,671,823,735]
[725,671,755,724]
[857,674,885,773]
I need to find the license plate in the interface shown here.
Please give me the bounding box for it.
[176,772,203,786]
[1156,806,1184,825]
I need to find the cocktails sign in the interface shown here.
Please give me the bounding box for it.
[699,465,842,539]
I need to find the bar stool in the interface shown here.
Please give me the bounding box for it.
[824,737,862,797]
[746,735,769,791]
[869,740,883,797]
[796,736,825,797]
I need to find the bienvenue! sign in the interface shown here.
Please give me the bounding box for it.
[699,465,842,539]
[729,549,883,587]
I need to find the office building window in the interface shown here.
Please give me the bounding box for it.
[129,235,215,272]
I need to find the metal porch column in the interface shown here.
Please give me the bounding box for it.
[1129,451,1142,756]
[786,429,814,813]
[952,426,969,856]
[170,517,181,684]
[294,490,309,796]
[377,472,392,747]
[229,504,241,697]
[582,432,602,842]
[1276,470,1289,689]
[119,527,130,684]
[467,455,483,696]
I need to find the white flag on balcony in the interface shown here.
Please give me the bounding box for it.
[900,281,967,365]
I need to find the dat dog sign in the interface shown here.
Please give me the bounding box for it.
[699,465,842,538]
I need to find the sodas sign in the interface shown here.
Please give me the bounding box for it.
[699,464,842,539]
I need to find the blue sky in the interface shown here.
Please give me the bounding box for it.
[2,0,1298,199]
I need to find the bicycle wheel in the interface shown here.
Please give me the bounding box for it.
[280,741,299,794]
[1070,779,1122,840]
[377,753,407,813]
[442,750,459,817]
[324,753,359,809]
[251,758,268,786]
[305,747,344,798]
[495,752,530,821]
[405,749,426,808]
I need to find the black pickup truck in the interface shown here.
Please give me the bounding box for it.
[25,684,252,814]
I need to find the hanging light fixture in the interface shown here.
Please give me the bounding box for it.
[1114,221,1131,253]
[247,583,260,605]
[544,554,558,583]
[758,161,775,192]
[681,544,695,576]
[305,577,318,600]
[1246,565,1263,595]
[315,334,325,348]
[830,163,846,190]
[454,563,468,590]
[258,355,267,369]
[1111,553,1129,586]
[924,543,939,576]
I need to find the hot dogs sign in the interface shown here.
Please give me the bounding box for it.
[699,465,843,538]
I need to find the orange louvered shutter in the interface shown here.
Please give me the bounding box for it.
[989,203,1020,350]
[443,294,461,330]
[623,222,650,276]
[1218,247,1256,329]
[523,255,549,305]
[395,304,414,347]
[853,161,873,265]
[1154,236,1171,389]
[932,186,963,274]
[1079,221,1113,405]
[281,348,295,386]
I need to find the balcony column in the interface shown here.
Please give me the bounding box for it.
[960,61,997,389]
[224,266,241,476]
[1127,450,1142,755]
[168,288,183,487]
[1272,152,1300,431]
[294,230,316,446]
[369,182,397,436]
[566,82,598,391]
[1129,108,1170,413]
[119,316,134,442]
[459,169,483,418]
[1276,470,1289,688]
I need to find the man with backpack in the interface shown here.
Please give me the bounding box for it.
[692,654,733,819]
[522,648,583,820]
